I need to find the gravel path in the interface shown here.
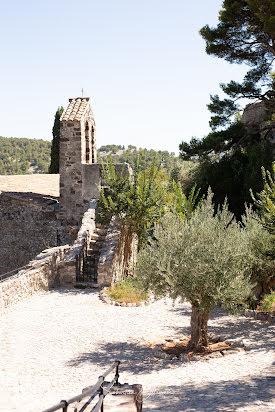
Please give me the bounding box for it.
[0,288,274,411]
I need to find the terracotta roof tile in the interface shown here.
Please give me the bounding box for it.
[61,97,90,122]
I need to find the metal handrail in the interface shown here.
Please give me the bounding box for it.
[42,361,120,412]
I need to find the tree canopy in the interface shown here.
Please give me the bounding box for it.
[136,190,254,349]
[200,0,275,128]
[99,146,178,175]
[179,1,275,218]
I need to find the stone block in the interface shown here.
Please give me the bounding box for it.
[71,383,142,412]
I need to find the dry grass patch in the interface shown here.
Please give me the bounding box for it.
[105,280,148,304]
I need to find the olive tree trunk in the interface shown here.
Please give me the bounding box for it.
[117,225,136,279]
[189,304,209,350]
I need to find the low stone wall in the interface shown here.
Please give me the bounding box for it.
[244,309,275,324]
[58,200,97,286]
[0,193,59,276]
[0,245,68,313]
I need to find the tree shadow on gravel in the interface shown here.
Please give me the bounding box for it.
[67,341,178,375]
[143,375,275,411]
[169,306,275,352]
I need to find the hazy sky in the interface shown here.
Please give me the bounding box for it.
[0,0,248,154]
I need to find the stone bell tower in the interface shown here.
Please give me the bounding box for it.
[59,97,98,225]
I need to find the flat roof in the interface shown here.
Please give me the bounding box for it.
[0,174,60,197]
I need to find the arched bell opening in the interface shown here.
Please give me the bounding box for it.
[85,122,91,164]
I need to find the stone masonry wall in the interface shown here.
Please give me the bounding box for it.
[0,201,98,312]
[0,245,68,313]
[0,194,60,276]
[59,120,86,225]
[58,200,97,286]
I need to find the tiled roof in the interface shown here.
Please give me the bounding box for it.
[61,97,91,122]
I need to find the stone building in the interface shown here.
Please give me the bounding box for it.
[59,97,98,225]
[0,96,129,277]
[59,97,128,226]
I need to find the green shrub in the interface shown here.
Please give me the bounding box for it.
[105,279,148,303]
[258,291,275,314]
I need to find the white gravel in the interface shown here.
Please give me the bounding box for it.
[0,288,274,412]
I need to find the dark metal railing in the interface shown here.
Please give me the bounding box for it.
[76,237,91,282]
[0,265,30,283]
[42,361,120,412]
[76,235,98,283]
[76,240,87,281]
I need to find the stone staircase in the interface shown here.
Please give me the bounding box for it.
[76,224,108,287]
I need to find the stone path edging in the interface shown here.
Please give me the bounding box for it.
[99,287,153,307]
[152,335,247,362]
[244,309,275,324]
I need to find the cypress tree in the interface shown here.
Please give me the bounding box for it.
[49,106,64,174]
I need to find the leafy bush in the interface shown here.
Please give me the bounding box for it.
[98,155,168,277]
[257,291,275,314]
[105,279,148,303]
[250,163,275,236]
[242,206,275,304]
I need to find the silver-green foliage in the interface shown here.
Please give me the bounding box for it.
[136,190,254,314]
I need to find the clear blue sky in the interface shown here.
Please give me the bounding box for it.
[0,0,248,154]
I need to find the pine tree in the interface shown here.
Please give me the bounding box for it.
[200,0,275,128]
[49,106,64,174]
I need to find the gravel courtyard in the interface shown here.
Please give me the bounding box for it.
[0,288,274,412]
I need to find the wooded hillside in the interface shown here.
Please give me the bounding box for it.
[0,137,51,175]
[0,137,178,175]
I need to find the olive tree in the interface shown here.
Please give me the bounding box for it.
[136,190,254,350]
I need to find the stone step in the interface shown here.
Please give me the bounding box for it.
[74,282,99,289]
[88,247,101,253]
[89,240,104,247]
[95,223,107,229]
[84,263,97,269]
[90,233,105,241]
[87,249,100,255]
[95,228,108,235]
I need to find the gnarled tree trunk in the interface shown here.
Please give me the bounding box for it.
[117,224,136,279]
[189,304,209,351]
